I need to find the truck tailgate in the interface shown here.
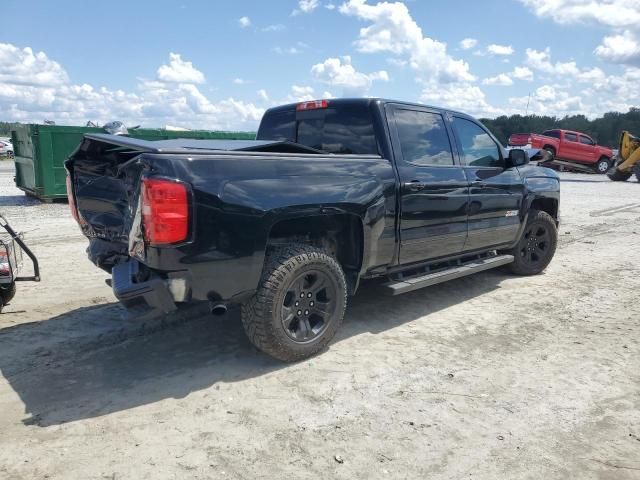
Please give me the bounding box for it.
[66,137,148,271]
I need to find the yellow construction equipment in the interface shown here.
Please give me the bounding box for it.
[607,131,640,182]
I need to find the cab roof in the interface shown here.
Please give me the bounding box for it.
[265,97,476,120]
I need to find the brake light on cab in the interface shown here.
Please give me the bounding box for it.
[141,178,190,246]
[296,100,329,111]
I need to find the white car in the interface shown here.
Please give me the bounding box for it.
[0,140,13,158]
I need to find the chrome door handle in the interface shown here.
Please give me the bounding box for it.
[404,181,426,192]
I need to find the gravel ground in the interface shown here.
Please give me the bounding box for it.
[0,160,639,479]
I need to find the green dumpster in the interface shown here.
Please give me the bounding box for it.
[10,124,256,202]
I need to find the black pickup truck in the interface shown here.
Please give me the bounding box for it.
[66,98,560,361]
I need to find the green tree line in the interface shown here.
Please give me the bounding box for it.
[481,108,640,148]
[4,108,640,147]
[0,122,14,137]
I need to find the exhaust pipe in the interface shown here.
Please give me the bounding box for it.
[210,303,228,316]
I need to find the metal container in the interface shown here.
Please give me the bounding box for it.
[11,124,255,201]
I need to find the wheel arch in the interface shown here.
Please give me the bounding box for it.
[266,213,365,294]
[542,144,556,154]
[529,197,559,221]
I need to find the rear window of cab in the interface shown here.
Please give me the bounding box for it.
[257,104,379,155]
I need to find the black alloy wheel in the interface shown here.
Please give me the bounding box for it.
[519,224,551,267]
[506,209,558,276]
[281,270,338,343]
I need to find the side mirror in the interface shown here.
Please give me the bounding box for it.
[507,148,529,167]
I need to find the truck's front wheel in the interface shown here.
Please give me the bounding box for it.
[241,244,347,362]
[506,209,557,276]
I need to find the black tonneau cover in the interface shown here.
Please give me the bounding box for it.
[83,134,327,155]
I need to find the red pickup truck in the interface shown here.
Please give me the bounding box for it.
[509,129,613,173]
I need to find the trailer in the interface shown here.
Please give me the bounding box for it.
[0,214,40,312]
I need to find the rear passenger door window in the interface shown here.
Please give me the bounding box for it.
[565,132,578,142]
[394,109,454,166]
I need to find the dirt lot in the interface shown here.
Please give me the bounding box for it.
[0,160,639,479]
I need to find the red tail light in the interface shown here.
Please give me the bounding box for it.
[66,174,83,225]
[296,100,328,111]
[141,178,189,246]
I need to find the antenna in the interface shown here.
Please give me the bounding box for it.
[525,92,531,116]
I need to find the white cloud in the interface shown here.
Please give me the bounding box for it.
[524,47,598,81]
[508,84,586,116]
[482,73,514,86]
[0,44,262,130]
[420,83,500,118]
[274,46,302,55]
[525,47,554,72]
[0,43,69,86]
[595,30,640,65]
[262,24,285,32]
[238,16,251,28]
[289,85,316,102]
[519,0,640,28]
[339,0,475,83]
[521,1,640,68]
[311,55,389,94]
[387,57,408,67]
[487,44,514,56]
[459,38,478,50]
[577,67,640,114]
[274,42,309,55]
[292,0,320,15]
[156,53,205,84]
[535,84,557,101]
[257,89,269,101]
[512,66,534,81]
[575,67,606,82]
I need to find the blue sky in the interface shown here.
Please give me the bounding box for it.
[1,0,639,130]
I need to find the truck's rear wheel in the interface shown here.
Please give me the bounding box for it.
[506,209,557,276]
[241,244,347,362]
[595,157,610,174]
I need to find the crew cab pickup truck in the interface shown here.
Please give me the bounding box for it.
[66,98,560,361]
[509,130,613,173]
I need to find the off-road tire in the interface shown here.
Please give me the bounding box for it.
[241,244,347,362]
[595,157,610,174]
[543,146,556,161]
[0,282,16,308]
[607,167,632,182]
[507,209,557,276]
